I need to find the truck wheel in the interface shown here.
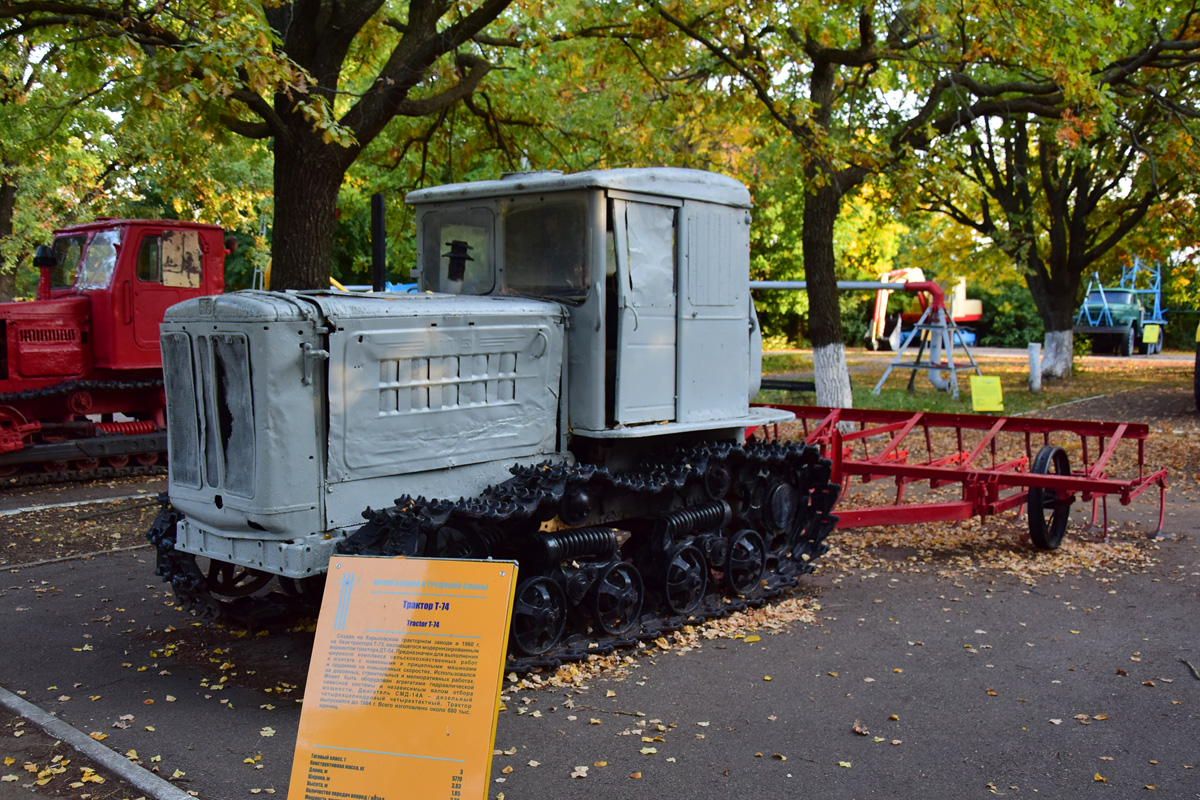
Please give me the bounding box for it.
[1120,326,1136,357]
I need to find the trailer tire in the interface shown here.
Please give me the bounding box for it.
[1028,445,1072,550]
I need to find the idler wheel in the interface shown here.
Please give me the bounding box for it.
[763,479,799,537]
[68,390,93,414]
[1028,445,1073,550]
[588,561,644,637]
[510,576,568,656]
[725,529,766,595]
[662,543,707,616]
[206,561,273,598]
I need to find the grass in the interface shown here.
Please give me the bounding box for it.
[757,348,1195,415]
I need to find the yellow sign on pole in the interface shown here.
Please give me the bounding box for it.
[970,375,1004,413]
[288,556,518,800]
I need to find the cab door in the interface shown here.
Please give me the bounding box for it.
[130,228,204,352]
[612,198,679,425]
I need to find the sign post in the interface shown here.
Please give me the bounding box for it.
[288,556,517,800]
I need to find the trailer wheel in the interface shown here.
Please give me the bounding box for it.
[1028,445,1072,550]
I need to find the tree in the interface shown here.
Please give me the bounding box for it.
[652,0,1200,396]
[2,0,517,289]
[913,7,1200,377]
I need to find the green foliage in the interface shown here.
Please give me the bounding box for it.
[974,281,1045,348]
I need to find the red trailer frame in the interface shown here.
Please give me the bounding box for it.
[755,405,1168,549]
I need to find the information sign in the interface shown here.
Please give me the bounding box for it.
[288,556,518,800]
[970,375,1004,413]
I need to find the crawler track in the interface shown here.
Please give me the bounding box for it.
[147,441,840,671]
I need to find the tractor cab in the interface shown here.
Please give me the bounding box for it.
[408,168,762,437]
[3,219,225,391]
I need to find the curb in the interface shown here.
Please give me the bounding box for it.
[0,685,197,800]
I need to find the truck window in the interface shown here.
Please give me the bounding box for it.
[137,236,162,282]
[421,208,494,294]
[503,200,588,299]
[77,229,121,289]
[51,235,85,288]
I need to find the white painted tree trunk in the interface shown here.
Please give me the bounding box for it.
[813,342,854,408]
[1041,329,1074,380]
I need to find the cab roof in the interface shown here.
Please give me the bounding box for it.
[53,219,224,237]
[406,168,752,209]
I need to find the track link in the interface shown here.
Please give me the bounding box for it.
[146,441,840,671]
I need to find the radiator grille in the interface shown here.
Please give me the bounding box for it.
[163,332,255,495]
[378,352,518,414]
[19,327,77,343]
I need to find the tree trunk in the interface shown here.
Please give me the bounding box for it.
[804,181,853,408]
[269,134,351,291]
[0,176,17,302]
[1042,329,1074,379]
[1024,250,1082,380]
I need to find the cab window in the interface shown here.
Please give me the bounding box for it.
[137,236,162,282]
[50,235,85,288]
[420,208,495,294]
[77,229,121,289]
[503,199,588,299]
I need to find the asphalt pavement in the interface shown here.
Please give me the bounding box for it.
[2,493,1197,800]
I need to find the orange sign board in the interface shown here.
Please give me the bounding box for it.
[288,556,518,800]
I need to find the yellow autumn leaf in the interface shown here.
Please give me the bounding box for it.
[1095,773,1106,783]
[88,732,107,741]
[839,761,852,768]
[630,771,642,779]
[745,635,761,643]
